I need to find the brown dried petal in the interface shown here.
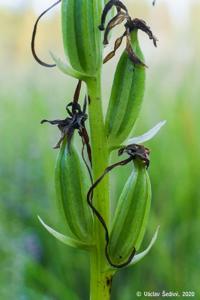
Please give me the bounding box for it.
[73,80,82,104]
[31,0,61,67]
[131,18,158,47]
[103,51,116,64]
[41,118,70,126]
[103,34,125,63]
[99,0,128,31]
[53,135,65,149]
[114,35,125,50]
[103,12,127,45]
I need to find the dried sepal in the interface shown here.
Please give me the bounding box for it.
[31,0,61,68]
[103,34,126,64]
[99,0,128,31]
[128,18,158,47]
[103,12,127,45]
[41,100,88,149]
[41,81,91,165]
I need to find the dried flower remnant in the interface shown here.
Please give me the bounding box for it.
[87,143,150,268]
[119,144,150,168]
[41,101,86,148]
[41,81,92,164]
[31,0,61,67]
[100,0,158,66]
[98,0,128,31]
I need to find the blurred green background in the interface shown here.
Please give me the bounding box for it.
[0,0,200,299]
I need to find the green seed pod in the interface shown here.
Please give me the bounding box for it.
[55,138,93,243]
[108,161,151,265]
[61,0,104,76]
[105,30,146,147]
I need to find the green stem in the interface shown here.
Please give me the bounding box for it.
[86,74,113,300]
[90,251,113,300]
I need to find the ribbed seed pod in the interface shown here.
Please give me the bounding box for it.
[105,30,146,147]
[55,138,93,243]
[108,161,151,265]
[61,0,104,76]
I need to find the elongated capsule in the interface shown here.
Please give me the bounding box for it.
[61,0,104,76]
[55,138,93,243]
[105,30,146,148]
[108,161,151,265]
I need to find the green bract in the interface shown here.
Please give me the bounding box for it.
[61,0,104,77]
[108,161,151,265]
[105,30,145,147]
[55,138,93,243]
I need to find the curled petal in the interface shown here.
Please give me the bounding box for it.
[103,12,127,45]
[103,34,126,64]
[99,0,128,31]
[130,18,158,47]
[53,135,65,149]
[103,51,116,64]
[41,119,63,125]
[31,0,61,67]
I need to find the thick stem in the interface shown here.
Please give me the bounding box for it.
[86,75,113,300]
[90,251,113,300]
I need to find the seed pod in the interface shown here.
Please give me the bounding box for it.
[105,30,146,147]
[55,138,93,243]
[108,161,151,265]
[61,0,104,76]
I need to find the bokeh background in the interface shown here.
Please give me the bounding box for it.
[0,0,200,299]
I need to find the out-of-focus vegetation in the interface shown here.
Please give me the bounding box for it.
[0,2,200,299]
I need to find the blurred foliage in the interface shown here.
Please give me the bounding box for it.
[0,2,200,299]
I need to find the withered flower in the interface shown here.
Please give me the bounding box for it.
[100,0,158,66]
[41,101,87,147]
[41,81,92,164]
[118,143,150,168]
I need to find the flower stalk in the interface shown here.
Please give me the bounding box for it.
[86,75,112,298]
